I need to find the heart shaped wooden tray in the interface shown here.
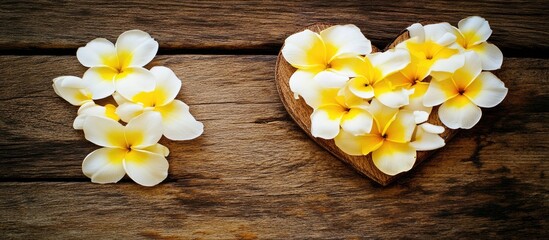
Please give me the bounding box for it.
[275,24,458,186]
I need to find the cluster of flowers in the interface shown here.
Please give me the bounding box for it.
[53,30,203,186]
[282,16,508,175]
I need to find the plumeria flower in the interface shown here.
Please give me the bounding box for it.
[345,49,412,108]
[397,22,462,80]
[82,111,170,186]
[77,30,158,100]
[310,87,371,139]
[52,76,93,106]
[384,53,465,123]
[115,66,204,140]
[423,51,508,129]
[53,76,120,129]
[452,16,503,70]
[334,99,417,175]
[282,25,372,105]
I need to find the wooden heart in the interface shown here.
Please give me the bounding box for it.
[275,24,458,186]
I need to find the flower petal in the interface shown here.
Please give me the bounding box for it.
[339,86,370,110]
[407,23,425,42]
[82,148,127,184]
[114,67,156,100]
[329,56,366,77]
[374,80,411,108]
[372,141,416,176]
[82,67,117,99]
[424,22,456,45]
[458,16,492,46]
[385,110,416,143]
[320,24,372,61]
[423,78,459,107]
[420,123,445,134]
[348,76,375,99]
[410,126,445,151]
[402,83,432,114]
[156,100,204,141]
[125,111,163,148]
[334,130,363,155]
[413,110,429,124]
[360,135,385,156]
[112,92,130,105]
[469,42,503,70]
[334,130,383,156]
[74,102,97,129]
[281,29,326,69]
[83,116,126,148]
[368,49,411,79]
[438,95,482,129]
[310,105,346,139]
[368,98,398,134]
[52,76,93,105]
[289,69,324,108]
[142,143,170,157]
[57,75,89,88]
[340,108,373,136]
[464,72,508,108]
[313,69,349,88]
[429,53,465,80]
[76,38,117,68]
[115,30,159,68]
[150,66,182,106]
[123,149,168,187]
[384,71,412,88]
[74,103,119,130]
[116,102,144,123]
[452,51,482,90]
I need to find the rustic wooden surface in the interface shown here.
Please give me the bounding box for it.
[0,1,548,239]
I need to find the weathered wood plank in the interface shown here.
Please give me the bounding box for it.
[0,176,546,239]
[0,0,547,56]
[0,55,547,189]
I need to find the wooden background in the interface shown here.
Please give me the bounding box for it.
[0,1,547,239]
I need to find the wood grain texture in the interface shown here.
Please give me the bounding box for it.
[0,177,547,239]
[0,56,548,238]
[0,0,548,57]
[0,1,547,238]
[275,24,458,185]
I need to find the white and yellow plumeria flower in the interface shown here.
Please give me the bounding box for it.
[346,49,412,108]
[397,22,462,80]
[115,66,204,140]
[334,99,417,175]
[77,30,158,100]
[310,87,371,139]
[282,25,372,105]
[453,16,503,70]
[82,111,169,187]
[52,76,121,130]
[52,76,93,106]
[423,52,508,129]
[384,53,464,123]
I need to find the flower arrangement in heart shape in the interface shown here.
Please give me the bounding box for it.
[53,30,203,186]
[281,16,508,176]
